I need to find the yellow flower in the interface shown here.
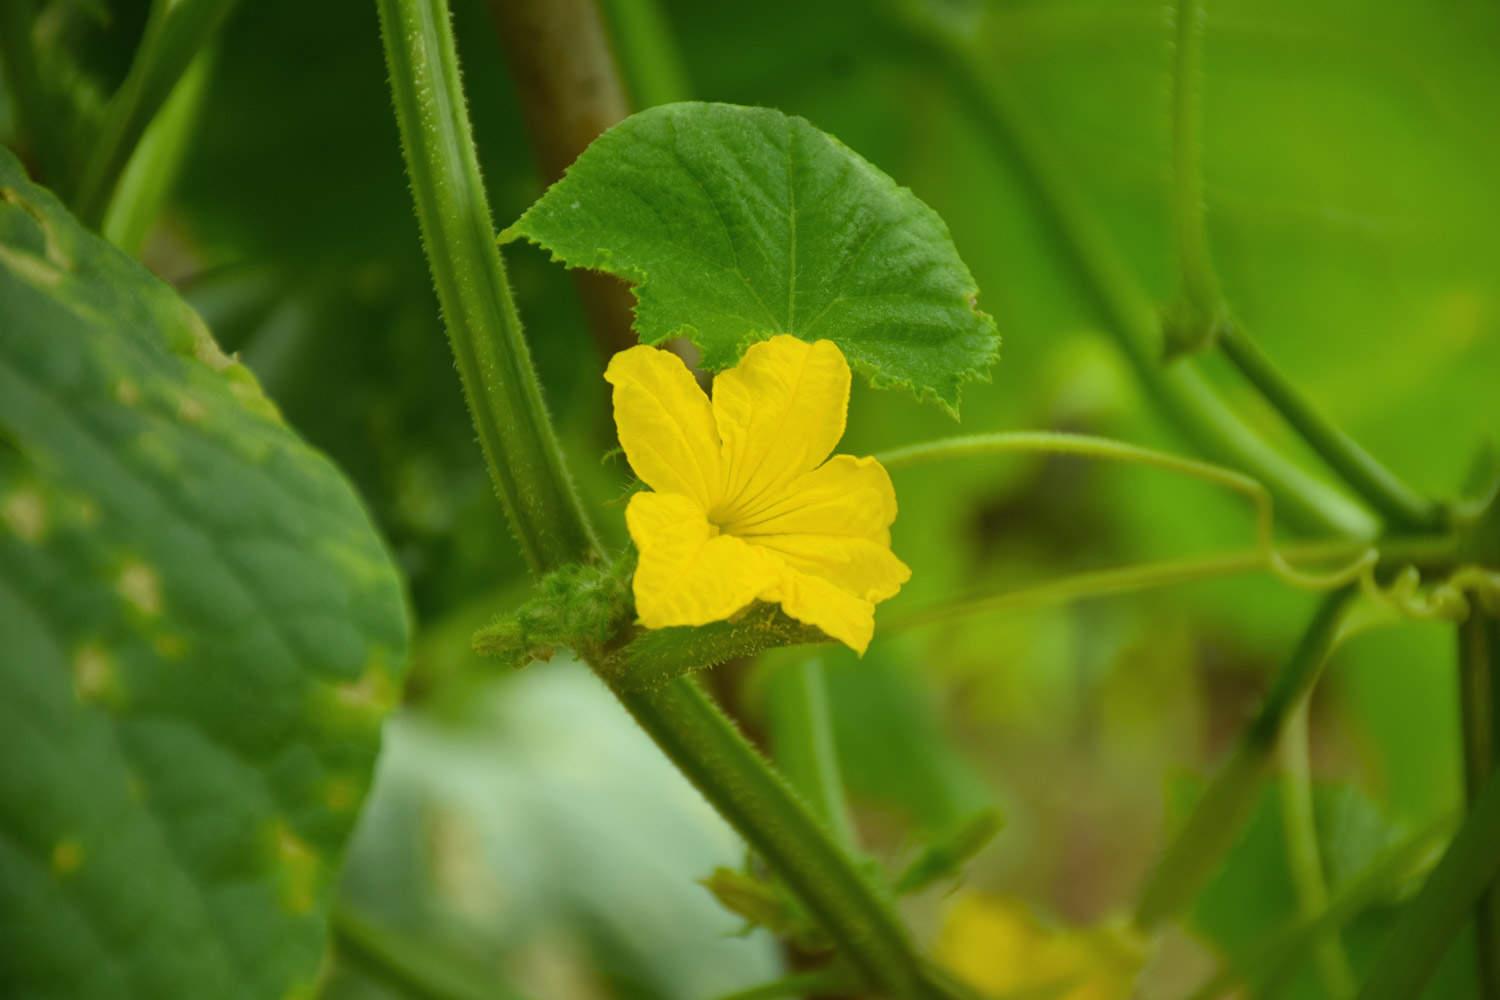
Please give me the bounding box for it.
[606,335,910,654]
[937,893,1144,1000]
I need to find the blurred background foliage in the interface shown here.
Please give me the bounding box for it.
[5,0,1499,996]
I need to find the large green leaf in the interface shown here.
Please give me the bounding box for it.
[0,149,409,999]
[500,101,1000,413]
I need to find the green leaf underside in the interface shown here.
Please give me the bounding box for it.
[501,101,999,413]
[0,150,409,1000]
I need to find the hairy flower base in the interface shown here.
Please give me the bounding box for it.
[607,335,910,653]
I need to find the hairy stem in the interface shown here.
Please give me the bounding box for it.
[378,2,947,994]
[611,675,942,997]
[1135,587,1356,928]
[895,16,1374,540]
[72,0,238,228]
[377,0,600,571]
[1459,613,1500,998]
[1217,326,1441,532]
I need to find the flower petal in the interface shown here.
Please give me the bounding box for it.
[724,455,898,543]
[752,534,911,604]
[764,568,878,654]
[626,491,780,627]
[606,345,723,508]
[712,336,850,520]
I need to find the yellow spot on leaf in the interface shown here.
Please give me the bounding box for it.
[0,243,64,287]
[271,821,321,916]
[117,561,162,616]
[73,645,117,703]
[936,893,1145,1000]
[2,488,46,543]
[323,776,360,813]
[51,839,84,875]
[332,661,398,717]
[178,395,207,423]
[153,633,187,659]
[115,379,142,406]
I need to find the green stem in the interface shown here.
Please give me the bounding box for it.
[598,0,693,108]
[878,431,1376,592]
[71,0,238,228]
[1135,587,1356,928]
[895,17,1374,540]
[888,544,1335,633]
[1167,0,1222,330]
[101,49,214,256]
[1217,326,1441,532]
[331,906,520,1000]
[711,969,857,1000]
[1459,613,1500,998]
[488,0,639,359]
[609,675,944,998]
[379,3,945,994]
[1163,0,1436,531]
[376,0,600,573]
[767,656,858,848]
[1188,813,1455,1000]
[1358,764,1500,1000]
[1278,700,1356,998]
[888,528,1455,634]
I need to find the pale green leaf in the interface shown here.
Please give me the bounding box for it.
[0,149,409,1000]
[501,101,999,413]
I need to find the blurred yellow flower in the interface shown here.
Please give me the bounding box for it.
[606,335,910,653]
[937,893,1144,1000]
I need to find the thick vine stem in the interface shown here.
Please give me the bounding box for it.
[611,675,944,997]
[891,12,1375,540]
[1459,613,1500,999]
[1357,760,1500,1000]
[1161,0,1226,357]
[376,0,600,572]
[1135,587,1356,928]
[377,2,950,995]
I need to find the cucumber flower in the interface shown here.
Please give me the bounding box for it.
[606,335,910,653]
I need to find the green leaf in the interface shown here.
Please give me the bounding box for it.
[0,149,409,999]
[500,101,1000,413]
